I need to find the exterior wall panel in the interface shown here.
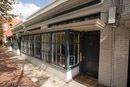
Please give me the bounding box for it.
[99,25,113,86]
[113,26,130,87]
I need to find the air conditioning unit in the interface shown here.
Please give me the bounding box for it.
[108,7,116,24]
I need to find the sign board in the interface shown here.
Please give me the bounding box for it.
[108,7,116,24]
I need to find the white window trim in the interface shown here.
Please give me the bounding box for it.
[4,23,8,31]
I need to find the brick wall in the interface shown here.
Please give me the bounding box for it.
[123,0,130,13]
[113,26,130,87]
[2,17,22,43]
[99,0,130,87]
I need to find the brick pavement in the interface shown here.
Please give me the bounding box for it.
[0,48,37,87]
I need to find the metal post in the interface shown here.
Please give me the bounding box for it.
[65,30,70,70]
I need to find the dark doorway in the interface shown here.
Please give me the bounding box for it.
[81,31,100,79]
[128,42,130,87]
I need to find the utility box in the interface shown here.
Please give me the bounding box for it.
[108,7,116,24]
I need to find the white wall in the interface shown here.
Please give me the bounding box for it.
[113,26,130,87]
[99,25,113,86]
[21,53,79,82]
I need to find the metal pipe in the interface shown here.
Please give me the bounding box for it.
[110,24,116,87]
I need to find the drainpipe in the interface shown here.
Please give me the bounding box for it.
[110,24,116,87]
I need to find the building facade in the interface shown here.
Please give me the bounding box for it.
[1,17,22,43]
[8,0,130,87]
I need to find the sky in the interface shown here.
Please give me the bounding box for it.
[19,0,52,7]
[9,0,52,19]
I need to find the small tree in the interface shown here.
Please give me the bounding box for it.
[0,0,18,45]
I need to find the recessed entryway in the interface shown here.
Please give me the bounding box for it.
[81,31,100,79]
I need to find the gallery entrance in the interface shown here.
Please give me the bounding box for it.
[81,31,100,79]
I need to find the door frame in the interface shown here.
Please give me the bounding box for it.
[80,31,100,79]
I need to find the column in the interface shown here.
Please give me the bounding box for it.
[65,30,70,70]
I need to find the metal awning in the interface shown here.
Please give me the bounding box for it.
[122,13,130,28]
[20,18,105,36]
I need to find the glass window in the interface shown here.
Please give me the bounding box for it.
[21,36,24,52]
[24,36,29,54]
[5,35,7,42]
[4,23,8,31]
[28,35,33,56]
[70,32,80,67]
[34,35,41,58]
[12,36,17,50]
[19,31,80,69]
[52,32,65,67]
[42,34,50,61]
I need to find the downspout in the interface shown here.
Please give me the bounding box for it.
[110,0,122,86]
[110,24,116,87]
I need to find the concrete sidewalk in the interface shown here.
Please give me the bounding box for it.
[3,48,106,87]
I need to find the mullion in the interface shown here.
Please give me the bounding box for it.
[45,34,47,61]
[56,34,57,64]
[42,34,45,61]
[77,33,80,64]
[52,34,54,63]
[74,33,75,66]
[60,33,62,65]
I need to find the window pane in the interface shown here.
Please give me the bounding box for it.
[57,33,60,44]
[4,23,8,31]
[21,38,24,51]
[42,34,46,42]
[46,34,50,42]
[69,32,80,67]
[57,55,60,65]
[52,32,66,67]
[75,33,78,44]
[61,56,65,65]
[25,36,29,54]
[34,35,40,58]
[75,44,78,54]
[29,35,33,55]
[42,33,51,61]
[70,32,74,55]
[61,33,65,56]
[57,44,60,55]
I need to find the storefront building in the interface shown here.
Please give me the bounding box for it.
[8,0,130,87]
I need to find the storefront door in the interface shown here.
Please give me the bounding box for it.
[81,31,100,79]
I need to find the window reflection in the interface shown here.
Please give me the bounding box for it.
[28,35,33,56]
[70,32,80,67]
[24,36,29,54]
[21,37,24,52]
[12,36,17,50]
[42,33,50,61]
[20,31,80,69]
[34,35,41,58]
[52,32,65,67]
